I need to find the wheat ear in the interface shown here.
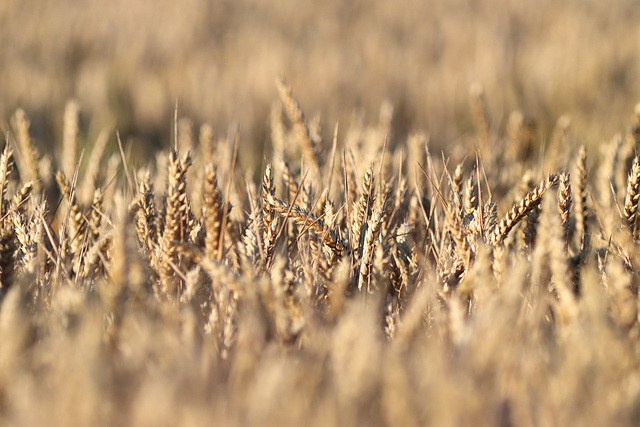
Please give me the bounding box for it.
[558,172,572,249]
[624,155,640,239]
[261,164,278,268]
[357,201,387,291]
[275,77,320,170]
[10,109,41,191]
[203,162,225,263]
[490,174,559,245]
[573,145,589,256]
[0,146,15,291]
[55,171,85,265]
[351,164,375,253]
[80,128,110,204]
[265,192,347,258]
[135,173,158,255]
[160,150,191,298]
[62,100,79,181]
[469,84,491,159]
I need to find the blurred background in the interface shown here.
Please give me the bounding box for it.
[1,0,639,160]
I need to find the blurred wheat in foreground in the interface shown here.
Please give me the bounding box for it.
[3,84,640,426]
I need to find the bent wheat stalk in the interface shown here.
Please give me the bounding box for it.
[490,173,559,245]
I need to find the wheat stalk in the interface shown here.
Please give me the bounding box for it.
[62,100,79,181]
[558,172,572,249]
[10,109,41,191]
[490,173,559,245]
[203,163,224,261]
[624,155,640,239]
[276,77,320,170]
[160,150,192,297]
[573,145,589,256]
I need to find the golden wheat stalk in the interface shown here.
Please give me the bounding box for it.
[203,163,224,261]
[351,164,374,255]
[624,155,640,238]
[573,145,589,255]
[490,173,559,245]
[261,164,278,268]
[160,150,192,297]
[10,109,41,191]
[80,128,110,204]
[558,172,572,249]
[357,201,386,291]
[265,192,347,258]
[61,100,79,181]
[469,84,491,159]
[135,172,158,255]
[275,77,320,170]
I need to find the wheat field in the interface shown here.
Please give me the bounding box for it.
[3,1,640,426]
[0,80,639,426]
